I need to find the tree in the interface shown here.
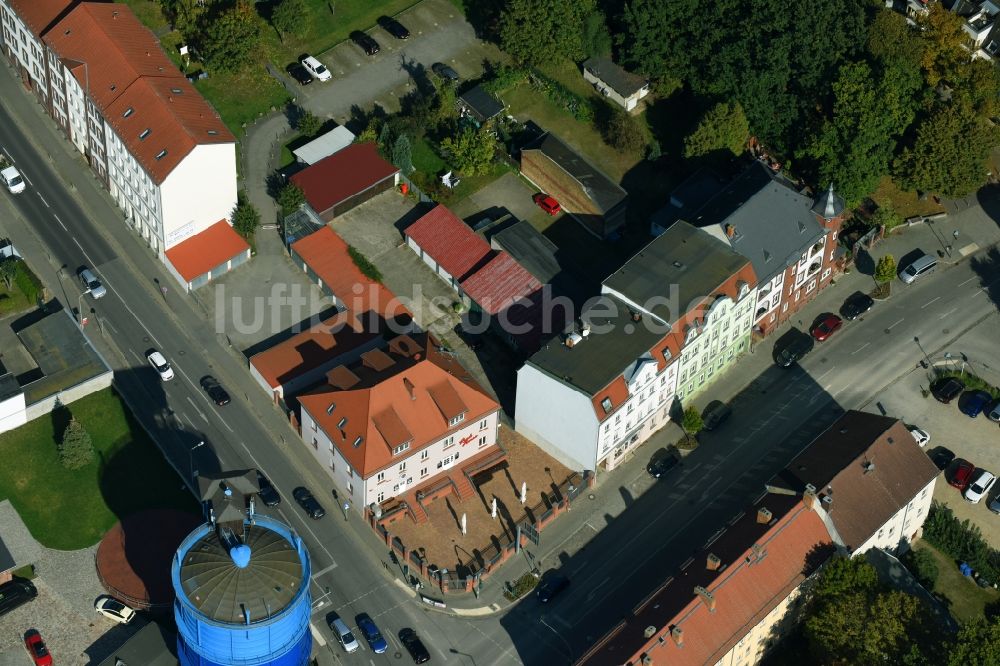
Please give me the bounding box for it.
[896,102,998,197]
[230,192,260,240]
[58,417,94,470]
[0,259,16,290]
[296,109,323,137]
[918,2,970,88]
[875,254,897,284]
[684,102,749,158]
[681,406,703,435]
[603,108,645,154]
[581,9,612,59]
[377,123,394,160]
[947,617,1000,666]
[500,0,596,65]
[869,203,903,233]
[646,139,661,161]
[440,126,496,175]
[196,1,265,73]
[811,556,879,599]
[391,134,414,175]
[901,547,939,589]
[271,0,308,38]
[867,8,925,71]
[277,182,305,215]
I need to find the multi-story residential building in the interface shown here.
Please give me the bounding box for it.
[297,333,502,514]
[948,0,1000,59]
[1,2,241,286]
[767,410,940,555]
[515,295,680,472]
[602,221,758,402]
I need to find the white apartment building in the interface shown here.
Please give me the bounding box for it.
[0,0,59,103]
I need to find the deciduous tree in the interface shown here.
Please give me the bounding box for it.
[296,110,323,137]
[918,2,969,88]
[681,406,703,435]
[0,259,16,290]
[683,102,749,158]
[947,617,1000,666]
[603,108,645,155]
[271,0,308,38]
[440,126,496,175]
[500,0,596,65]
[197,0,265,73]
[875,254,897,284]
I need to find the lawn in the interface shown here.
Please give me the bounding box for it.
[412,136,446,175]
[914,540,1000,625]
[871,175,945,220]
[0,261,42,316]
[193,67,291,136]
[0,388,199,550]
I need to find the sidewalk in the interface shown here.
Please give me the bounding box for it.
[438,198,1000,614]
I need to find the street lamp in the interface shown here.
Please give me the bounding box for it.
[913,336,931,369]
[189,440,206,482]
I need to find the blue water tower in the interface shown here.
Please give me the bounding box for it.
[172,471,312,666]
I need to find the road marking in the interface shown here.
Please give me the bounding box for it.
[218,416,234,433]
[816,368,834,381]
[584,577,610,602]
[36,193,48,208]
[852,342,870,355]
[53,214,66,231]
[186,396,208,423]
[128,348,143,365]
[921,296,941,309]
[183,413,196,429]
[175,364,197,389]
[312,563,339,577]
[104,281,163,347]
[886,318,905,330]
[939,307,958,319]
[960,276,979,286]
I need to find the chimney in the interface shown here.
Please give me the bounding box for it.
[670,626,684,647]
[756,507,773,524]
[725,223,735,238]
[643,626,657,638]
[631,310,641,322]
[403,377,415,400]
[641,655,654,665]
[694,586,716,612]
[706,553,721,571]
[803,488,819,510]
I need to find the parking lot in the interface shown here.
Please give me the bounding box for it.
[863,312,1000,547]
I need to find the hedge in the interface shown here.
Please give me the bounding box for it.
[922,502,1000,582]
[14,260,41,305]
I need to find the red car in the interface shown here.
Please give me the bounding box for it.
[24,629,53,666]
[810,314,843,341]
[533,193,561,216]
[949,459,976,492]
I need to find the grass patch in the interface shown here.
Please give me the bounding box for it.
[193,68,291,136]
[412,136,447,176]
[535,60,594,99]
[348,245,383,282]
[11,564,35,580]
[0,388,199,550]
[871,176,945,220]
[914,540,1000,625]
[0,260,41,316]
[118,0,171,33]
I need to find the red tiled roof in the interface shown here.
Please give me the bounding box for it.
[299,334,500,477]
[403,205,491,282]
[165,220,249,282]
[288,143,399,215]
[43,4,233,184]
[459,252,542,315]
[9,0,77,37]
[290,226,410,322]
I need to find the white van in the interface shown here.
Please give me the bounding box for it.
[899,252,937,284]
[328,616,360,653]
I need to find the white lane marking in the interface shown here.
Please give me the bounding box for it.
[103,281,163,347]
[960,275,979,286]
[53,214,66,231]
[939,307,958,319]
[218,416,234,433]
[312,563,339,577]
[853,342,870,355]
[183,413,196,429]
[584,576,610,602]
[175,364,196,389]
[36,193,49,208]
[186,396,208,423]
[921,296,941,309]
[127,348,144,365]
[886,318,905,330]
[816,368,834,381]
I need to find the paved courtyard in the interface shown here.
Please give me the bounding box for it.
[382,428,573,576]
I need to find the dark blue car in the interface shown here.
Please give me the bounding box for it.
[960,390,993,418]
[356,614,387,654]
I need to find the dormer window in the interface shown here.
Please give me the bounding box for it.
[207,130,218,135]
[123,107,134,118]
[448,413,466,426]
[392,441,411,455]
[139,128,150,140]
[661,347,672,361]
[155,149,167,160]
[601,397,612,413]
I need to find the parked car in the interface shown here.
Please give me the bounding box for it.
[292,486,325,519]
[899,251,937,284]
[378,15,410,39]
[351,31,380,56]
[1,164,25,194]
[810,314,843,341]
[399,628,430,663]
[960,390,994,418]
[949,459,976,492]
[0,579,36,617]
[931,377,965,404]
[989,493,1000,514]
[256,471,281,507]
[773,329,814,368]
[200,375,231,406]
[300,55,331,82]
[356,613,388,653]
[327,614,360,653]
[23,629,52,666]
[928,446,955,471]
[965,470,996,504]
[94,596,136,624]
[646,452,680,479]
[536,572,570,603]
[988,398,1000,423]
[839,291,874,320]
[78,267,106,299]
[146,349,174,381]
[286,62,313,85]
[907,425,930,448]
[702,400,732,431]
[431,62,460,82]
[533,192,561,216]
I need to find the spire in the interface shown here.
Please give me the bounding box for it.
[812,183,845,221]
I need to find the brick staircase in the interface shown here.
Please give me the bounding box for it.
[408,498,429,524]
[449,472,476,501]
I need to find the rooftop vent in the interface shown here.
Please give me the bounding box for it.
[822,495,833,505]
[672,261,684,268]
[207,129,219,135]
[565,332,583,348]
[171,87,182,94]
[863,461,876,474]
[643,626,657,639]
[326,402,336,415]
[352,436,363,448]
[123,107,134,118]
[139,128,151,140]
[155,149,167,160]
[670,626,684,646]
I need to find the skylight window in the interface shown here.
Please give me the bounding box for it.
[139,128,150,140]
[123,107,134,118]
[155,149,167,160]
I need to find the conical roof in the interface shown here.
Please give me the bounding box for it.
[811,183,845,220]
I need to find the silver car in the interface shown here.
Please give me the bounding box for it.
[328,616,360,653]
[79,268,106,299]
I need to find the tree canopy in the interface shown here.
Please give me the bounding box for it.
[196,1,265,73]
[500,0,596,65]
[440,126,497,175]
[684,101,749,158]
[271,0,309,38]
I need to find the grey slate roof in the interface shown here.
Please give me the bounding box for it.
[583,57,648,97]
[491,220,560,284]
[526,295,670,398]
[527,133,628,215]
[811,182,846,220]
[603,221,751,324]
[689,163,826,282]
[650,168,727,231]
[459,84,505,123]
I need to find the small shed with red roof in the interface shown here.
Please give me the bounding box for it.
[288,142,399,221]
[164,220,250,290]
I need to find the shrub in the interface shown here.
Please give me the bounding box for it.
[902,548,938,589]
[874,254,896,284]
[528,71,594,122]
[603,110,645,155]
[482,64,529,94]
[870,203,903,233]
[923,502,1000,582]
[503,572,538,600]
[348,246,382,283]
[681,406,704,434]
[296,109,323,137]
[676,434,699,451]
[58,417,94,470]
[934,369,1000,399]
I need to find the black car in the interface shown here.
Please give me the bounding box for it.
[351,31,380,56]
[200,375,231,406]
[839,291,874,321]
[928,446,956,471]
[773,329,815,368]
[0,579,37,617]
[399,628,430,664]
[931,377,965,404]
[292,486,325,519]
[378,15,410,39]
[286,63,313,85]
[536,573,569,603]
[646,453,680,479]
[256,471,281,507]
[701,400,732,431]
[431,62,459,82]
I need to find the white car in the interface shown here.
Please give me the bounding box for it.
[964,470,996,504]
[1,165,25,194]
[95,597,135,624]
[147,350,174,381]
[300,55,331,82]
[907,425,930,448]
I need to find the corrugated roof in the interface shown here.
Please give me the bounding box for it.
[289,142,399,215]
[523,133,627,215]
[164,220,249,282]
[491,220,560,284]
[8,0,77,37]
[298,334,499,477]
[293,125,356,165]
[404,204,492,282]
[459,252,541,316]
[583,57,648,97]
